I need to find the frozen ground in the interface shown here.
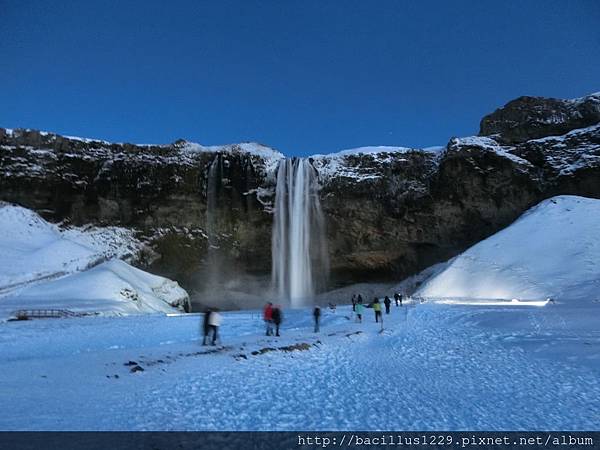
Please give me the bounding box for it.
[1,300,598,431]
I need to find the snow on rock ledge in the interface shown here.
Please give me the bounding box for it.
[480,92,600,144]
[417,195,600,302]
[311,145,443,182]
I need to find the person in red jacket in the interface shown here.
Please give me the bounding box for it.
[263,302,274,336]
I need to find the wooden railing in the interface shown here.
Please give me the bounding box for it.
[12,309,88,320]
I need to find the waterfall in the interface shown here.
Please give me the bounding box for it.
[271,158,329,307]
[205,154,222,294]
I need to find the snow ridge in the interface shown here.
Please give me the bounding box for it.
[0,203,189,320]
[417,195,600,302]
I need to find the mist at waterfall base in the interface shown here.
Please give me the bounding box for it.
[191,156,329,311]
[192,153,270,311]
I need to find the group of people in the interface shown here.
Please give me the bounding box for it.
[263,302,284,336]
[201,292,406,345]
[351,292,404,323]
[262,302,326,336]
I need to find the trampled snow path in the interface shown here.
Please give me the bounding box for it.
[1,303,599,430]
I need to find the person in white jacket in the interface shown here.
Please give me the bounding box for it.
[208,310,222,345]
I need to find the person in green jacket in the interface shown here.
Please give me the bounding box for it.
[373,298,382,323]
[355,299,364,323]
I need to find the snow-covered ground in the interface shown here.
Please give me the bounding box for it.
[0,203,189,319]
[1,300,599,430]
[417,195,600,302]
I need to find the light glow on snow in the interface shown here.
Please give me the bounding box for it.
[432,298,550,307]
[418,196,600,303]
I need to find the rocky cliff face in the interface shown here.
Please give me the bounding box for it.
[480,92,600,143]
[0,132,280,304]
[1,92,599,307]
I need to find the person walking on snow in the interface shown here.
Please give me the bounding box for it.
[208,309,222,345]
[399,293,403,306]
[373,298,382,323]
[384,296,391,314]
[351,294,356,312]
[394,292,400,307]
[313,306,321,332]
[355,298,364,323]
[263,302,274,336]
[202,308,212,345]
[272,305,283,337]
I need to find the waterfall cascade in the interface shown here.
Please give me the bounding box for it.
[205,154,222,294]
[271,158,329,307]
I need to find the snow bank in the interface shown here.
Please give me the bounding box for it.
[0,203,188,319]
[0,203,142,289]
[0,259,188,319]
[417,195,600,302]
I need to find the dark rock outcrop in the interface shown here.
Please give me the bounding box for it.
[1,92,599,306]
[0,132,278,298]
[480,92,600,144]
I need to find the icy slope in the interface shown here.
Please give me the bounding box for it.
[0,259,188,318]
[0,203,142,289]
[417,195,600,301]
[0,203,188,319]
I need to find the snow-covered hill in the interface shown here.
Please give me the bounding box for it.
[0,203,142,289]
[0,259,189,318]
[0,203,189,319]
[417,195,600,302]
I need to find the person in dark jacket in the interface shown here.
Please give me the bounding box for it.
[351,294,356,312]
[272,305,283,337]
[313,306,321,332]
[394,292,400,307]
[384,296,391,314]
[399,293,403,306]
[202,308,212,345]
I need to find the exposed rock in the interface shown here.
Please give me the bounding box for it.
[480,92,600,144]
[0,131,279,301]
[1,92,599,306]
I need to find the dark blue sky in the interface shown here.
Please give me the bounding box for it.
[1,1,599,155]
